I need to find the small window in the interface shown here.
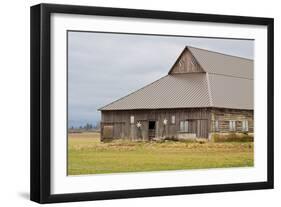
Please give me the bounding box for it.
[171,115,176,124]
[191,57,197,66]
[229,120,236,131]
[242,120,249,131]
[179,60,183,67]
[215,120,219,131]
[130,115,134,124]
[180,120,189,132]
[185,121,189,132]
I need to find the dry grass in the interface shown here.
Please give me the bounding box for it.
[68,132,254,175]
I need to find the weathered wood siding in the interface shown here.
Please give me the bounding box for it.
[101,108,211,140]
[210,108,254,132]
[170,49,204,74]
[101,108,254,141]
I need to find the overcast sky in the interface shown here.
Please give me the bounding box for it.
[68,31,254,128]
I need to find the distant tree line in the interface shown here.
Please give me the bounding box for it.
[69,122,100,131]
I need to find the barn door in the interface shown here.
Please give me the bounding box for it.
[113,123,125,138]
[196,120,208,138]
[102,124,113,139]
[148,121,156,140]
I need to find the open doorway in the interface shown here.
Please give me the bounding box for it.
[148,121,156,140]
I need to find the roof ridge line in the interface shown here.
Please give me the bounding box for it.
[208,72,253,80]
[187,46,253,61]
[205,73,214,107]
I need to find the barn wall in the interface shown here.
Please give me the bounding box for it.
[101,108,211,140]
[210,108,254,133]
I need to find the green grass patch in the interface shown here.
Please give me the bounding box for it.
[68,132,254,175]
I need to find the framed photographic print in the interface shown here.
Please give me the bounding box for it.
[30,3,274,203]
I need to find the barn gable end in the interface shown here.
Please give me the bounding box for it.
[168,47,204,74]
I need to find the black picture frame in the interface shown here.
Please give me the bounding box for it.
[30,3,274,204]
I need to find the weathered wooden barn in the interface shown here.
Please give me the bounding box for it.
[99,46,253,141]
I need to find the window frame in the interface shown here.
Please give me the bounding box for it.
[180,120,189,132]
[229,120,236,131]
[130,115,135,124]
[242,120,249,132]
[215,120,219,132]
[171,115,176,124]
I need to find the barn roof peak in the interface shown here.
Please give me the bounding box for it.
[168,46,204,75]
[168,46,253,79]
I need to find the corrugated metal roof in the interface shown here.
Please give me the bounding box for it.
[99,46,253,111]
[99,73,210,110]
[189,46,253,79]
[99,74,253,111]
[208,73,253,110]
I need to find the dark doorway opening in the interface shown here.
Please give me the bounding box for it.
[148,121,156,140]
[149,121,156,130]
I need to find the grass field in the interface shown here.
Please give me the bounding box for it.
[68,132,254,175]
